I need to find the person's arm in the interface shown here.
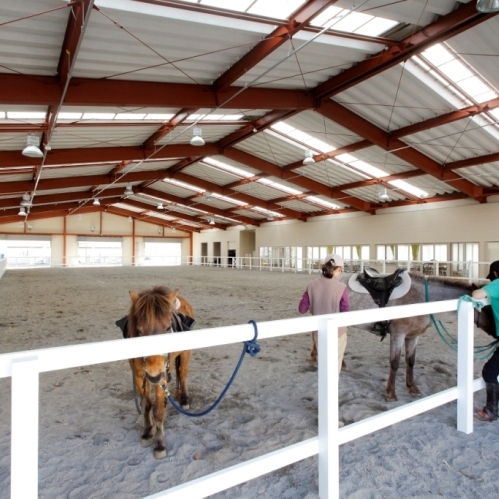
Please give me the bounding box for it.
[298,290,310,314]
[472,288,488,300]
[340,288,350,312]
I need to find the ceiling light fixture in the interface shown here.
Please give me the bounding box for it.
[477,0,499,12]
[124,184,134,197]
[267,213,274,221]
[378,188,390,202]
[209,217,215,225]
[157,203,164,210]
[20,193,32,207]
[93,198,100,206]
[18,207,27,216]
[128,216,133,222]
[303,149,315,165]
[22,134,44,158]
[190,126,205,146]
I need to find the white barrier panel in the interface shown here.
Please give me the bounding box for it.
[0,257,6,279]
[1,297,488,498]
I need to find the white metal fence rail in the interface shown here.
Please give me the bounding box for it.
[0,298,485,498]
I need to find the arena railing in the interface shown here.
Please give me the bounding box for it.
[0,256,6,278]
[0,297,487,498]
[185,257,489,280]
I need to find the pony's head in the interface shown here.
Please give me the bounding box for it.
[128,286,179,384]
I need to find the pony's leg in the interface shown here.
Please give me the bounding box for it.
[130,359,154,447]
[310,331,318,364]
[175,351,191,408]
[405,336,421,397]
[385,333,405,401]
[152,383,167,459]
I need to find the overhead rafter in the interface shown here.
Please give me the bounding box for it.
[213,0,340,92]
[0,75,315,110]
[223,147,374,213]
[314,2,496,101]
[318,100,485,201]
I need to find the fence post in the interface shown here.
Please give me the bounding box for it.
[11,356,39,499]
[457,300,474,434]
[318,318,339,499]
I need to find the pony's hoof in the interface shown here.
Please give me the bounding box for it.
[181,403,190,410]
[141,437,153,447]
[409,389,422,397]
[384,393,397,402]
[154,447,167,459]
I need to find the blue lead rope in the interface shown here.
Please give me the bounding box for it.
[167,319,261,417]
[425,279,498,360]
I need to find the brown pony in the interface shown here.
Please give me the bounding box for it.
[310,273,496,401]
[127,285,193,459]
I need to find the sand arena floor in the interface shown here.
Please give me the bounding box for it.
[0,266,497,499]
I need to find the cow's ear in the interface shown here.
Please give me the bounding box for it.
[129,290,139,303]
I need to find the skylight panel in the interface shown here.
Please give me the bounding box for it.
[202,114,224,121]
[115,113,146,120]
[336,153,356,163]
[257,178,302,195]
[288,129,312,143]
[389,180,428,198]
[201,0,254,11]
[219,114,244,121]
[8,112,46,119]
[82,113,115,120]
[438,60,472,82]
[0,112,5,119]
[310,6,342,27]
[306,196,340,210]
[355,17,398,37]
[422,45,453,66]
[272,122,295,134]
[58,112,83,120]
[265,129,308,151]
[145,114,175,120]
[211,192,247,206]
[458,77,493,99]
[350,160,387,178]
[305,137,335,153]
[248,0,306,19]
[333,12,372,33]
[163,178,204,193]
[203,157,253,178]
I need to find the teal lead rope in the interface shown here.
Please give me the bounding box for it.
[425,279,499,360]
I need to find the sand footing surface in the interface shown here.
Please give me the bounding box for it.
[0,266,498,498]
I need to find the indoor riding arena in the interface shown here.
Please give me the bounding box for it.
[1,1,499,498]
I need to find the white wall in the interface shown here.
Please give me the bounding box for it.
[0,213,191,266]
[193,198,499,265]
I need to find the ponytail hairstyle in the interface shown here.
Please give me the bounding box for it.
[321,258,342,279]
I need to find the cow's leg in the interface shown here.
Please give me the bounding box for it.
[152,383,167,459]
[385,333,405,401]
[405,336,421,397]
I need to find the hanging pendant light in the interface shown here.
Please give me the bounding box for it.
[20,193,33,207]
[477,0,499,13]
[303,149,315,165]
[124,184,134,197]
[93,198,100,206]
[378,188,390,202]
[22,134,44,158]
[18,207,27,216]
[190,126,205,146]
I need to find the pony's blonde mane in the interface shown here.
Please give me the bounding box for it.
[128,285,174,338]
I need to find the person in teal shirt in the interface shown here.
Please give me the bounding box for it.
[472,260,499,422]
